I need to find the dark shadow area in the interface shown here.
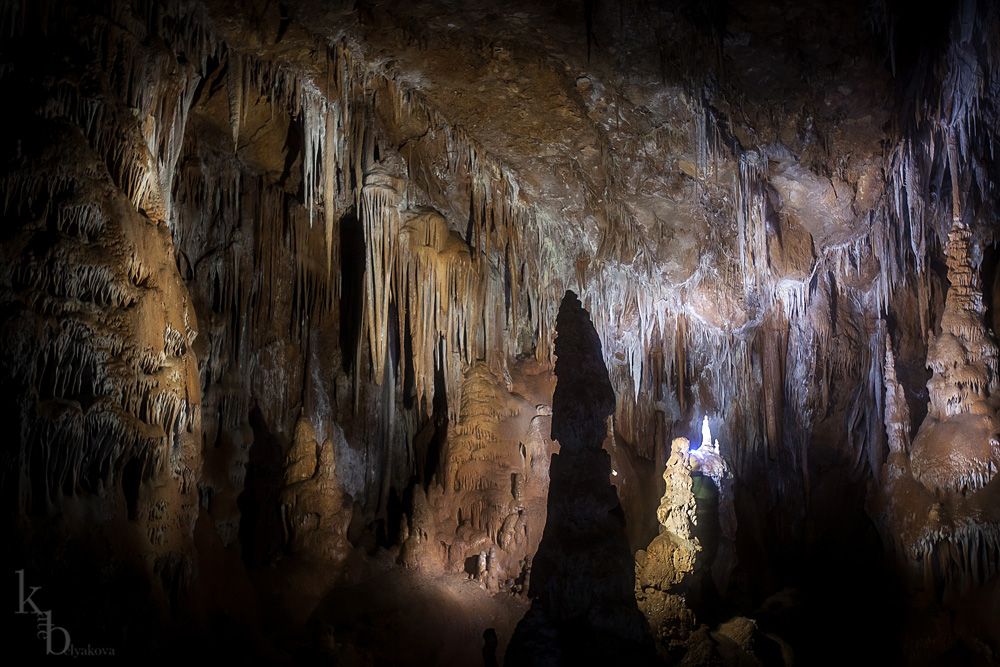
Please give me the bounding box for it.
[376,485,404,548]
[122,456,142,521]
[409,354,450,491]
[691,472,720,565]
[237,406,286,567]
[687,472,729,628]
[465,554,481,578]
[7,539,157,659]
[280,112,303,191]
[338,207,365,372]
[731,445,908,666]
[506,290,654,666]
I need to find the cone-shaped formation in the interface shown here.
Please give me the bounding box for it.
[926,221,998,420]
[279,416,353,563]
[548,292,617,451]
[399,209,481,421]
[657,438,698,541]
[507,291,653,666]
[911,220,1000,495]
[884,338,912,457]
[362,168,406,386]
[874,220,1000,633]
[881,338,912,486]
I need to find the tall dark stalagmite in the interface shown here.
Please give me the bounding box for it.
[507,290,654,666]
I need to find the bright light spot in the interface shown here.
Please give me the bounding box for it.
[612,469,618,476]
[693,415,723,460]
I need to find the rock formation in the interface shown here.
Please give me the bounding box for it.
[636,437,700,658]
[507,291,654,666]
[3,0,1000,663]
[912,219,1000,494]
[280,416,352,563]
[875,216,1000,662]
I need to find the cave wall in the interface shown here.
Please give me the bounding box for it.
[3,0,1000,662]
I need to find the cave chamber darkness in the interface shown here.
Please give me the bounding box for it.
[2,0,1000,665]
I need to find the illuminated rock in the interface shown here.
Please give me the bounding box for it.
[657,437,698,540]
[280,416,353,563]
[911,219,1000,495]
[635,437,700,657]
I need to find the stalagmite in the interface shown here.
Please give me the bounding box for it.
[636,437,700,652]
[657,437,698,540]
[910,214,1000,494]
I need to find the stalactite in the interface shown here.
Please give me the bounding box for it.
[9,0,998,558]
[302,82,327,229]
[398,209,481,420]
[324,108,338,286]
[736,150,769,305]
[226,49,243,152]
[360,168,404,386]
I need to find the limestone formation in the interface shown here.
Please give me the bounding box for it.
[508,292,654,666]
[636,437,700,656]
[881,338,912,484]
[657,437,698,541]
[911,219,1000,495]
[875,217,1000,660]
[884,339,912,457]
[398,359,553,581]
[280,417,353,563]
[4,0,1000,663]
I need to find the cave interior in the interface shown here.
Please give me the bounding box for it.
[3,0,1000,664]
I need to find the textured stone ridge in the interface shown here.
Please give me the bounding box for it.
[279,416,353,562]
[657,437,699,541]
[874,217,1000,662]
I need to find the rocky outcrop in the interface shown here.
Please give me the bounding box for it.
[875,219,1000,662]
[397,358,553,594]
[0,16,207,651]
